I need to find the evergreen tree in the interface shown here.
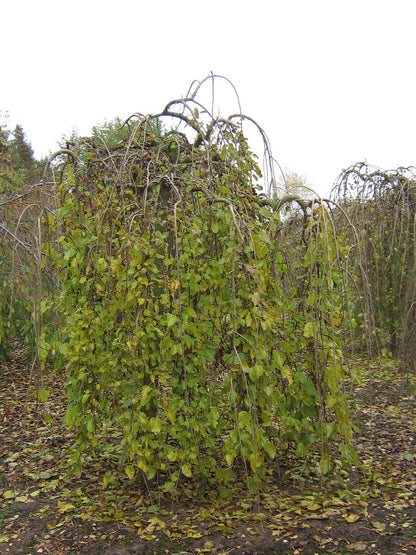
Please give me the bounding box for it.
[0,123,41,192]
[10,125,35,173]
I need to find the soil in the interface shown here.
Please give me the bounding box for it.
[1,346,415,554]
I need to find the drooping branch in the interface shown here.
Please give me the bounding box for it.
[41,148,77,184]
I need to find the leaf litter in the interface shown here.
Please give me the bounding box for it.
[1,346,415,554]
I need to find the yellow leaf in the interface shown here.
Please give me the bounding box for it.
[225,452,235,467]
[34,389,50,402]
[57,501,75,514]
[141,385,152,402]
[167,407,176,424]
[181,463,192,478]
[345,513,360,523]
[349,541,368,552]
[306,501,322,511]
[3,490,16,499]
[15,495,30,503]
[125,465,135,480]
[281,364,293,384]
[137,458,148,473]
[150,417,163,433]
[188,531,203,538]
[303,321,315,338]
[166,313,178,327]
[103,472,113,488]
[332,312,342,326]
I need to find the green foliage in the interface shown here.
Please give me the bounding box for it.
[0,187,54,362]
[0,271,33,362]
[332,163,416,361]
[0,121,48,360]
[0,226,39,362]
[0,124,42,193]
[48,101,355,493]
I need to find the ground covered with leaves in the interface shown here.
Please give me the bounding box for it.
[1,346,415,554]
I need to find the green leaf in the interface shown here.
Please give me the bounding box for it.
[137,458,148,473]
[59,343,70,356]
[225,451,235,467]
[166,407,176,424]
[150,417,163,433]
[141,385,152,402]
[281,364,293,384]
[103,472,113,488]
[318,457,331,475]
[238,410,252,430]
[303,321,315,338]
[57,501,76,514]
[166,446,178,462]
[262,439,276,460]
[125,465,135,480]
[166,313,178,327]
[249,451,264,471]
[272,350,285,368]
[181,463,192,478]
[34,389,50,402]
[3,490,16,499]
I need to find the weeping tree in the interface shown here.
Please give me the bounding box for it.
[0,183,56,363]
[331,162,416,363]
[42,77,360,494]
[0,122,52,362]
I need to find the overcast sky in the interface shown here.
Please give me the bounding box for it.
[2,0,415,196]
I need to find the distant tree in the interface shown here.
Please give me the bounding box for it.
[0,125,14,192]
[276,168,316,198]
[0,125,9,153]
[0,123,42,192]
[332,163,416,362]
[10,125,35,172]
[59,116,164,151]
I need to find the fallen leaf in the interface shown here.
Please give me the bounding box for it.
[371,521,386,531]
[57,501,76,514]
[344,513,360,523]
[349,541,368,551]
[187,531,203,538]
[3,490,16,499]
[15,495,30,503]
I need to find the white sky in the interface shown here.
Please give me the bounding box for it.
[2,0,416,196]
